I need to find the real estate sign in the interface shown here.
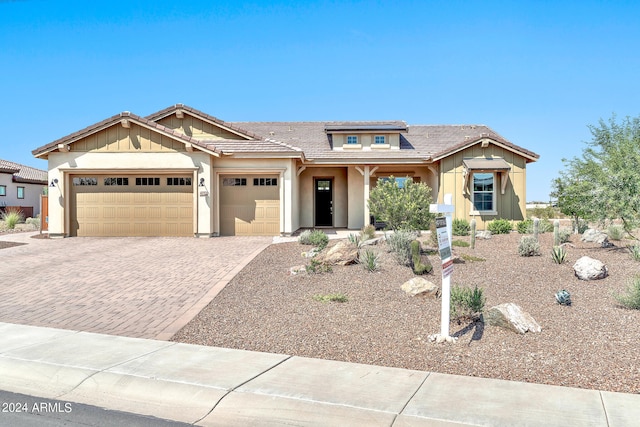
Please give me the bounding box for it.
[435,217,453,277]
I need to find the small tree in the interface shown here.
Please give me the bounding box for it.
[368,176,435,231]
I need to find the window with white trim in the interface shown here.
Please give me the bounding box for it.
[347,135,358,144]
[472,173,494,211]
[374,135,386,144]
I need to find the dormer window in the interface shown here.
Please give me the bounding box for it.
[347,135,358,144]
[374,135,386,144]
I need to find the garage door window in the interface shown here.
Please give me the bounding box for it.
[136,177,160,186]
[104,177,129,186]
[73,177,98,186]
[167,177,192,186]
[253,178,277,186]
[223,178,247,186]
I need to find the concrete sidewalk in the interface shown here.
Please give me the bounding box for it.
[0,323,638,426]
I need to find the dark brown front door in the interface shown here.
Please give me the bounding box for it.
[315,179,333,227]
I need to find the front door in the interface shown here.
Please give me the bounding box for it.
[315,179,333,227]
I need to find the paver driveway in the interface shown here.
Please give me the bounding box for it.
[0,232,272,339]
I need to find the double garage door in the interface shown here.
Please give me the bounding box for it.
[70,174,194,237]
[219,174,280,236]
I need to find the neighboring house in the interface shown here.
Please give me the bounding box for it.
[0,159,47,218]
[32,104,539,238]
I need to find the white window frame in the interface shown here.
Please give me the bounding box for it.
[374,135,386,144]
[346,135,358,144]
[470,172,497,215]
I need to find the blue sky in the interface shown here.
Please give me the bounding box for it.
[2,0,639,201]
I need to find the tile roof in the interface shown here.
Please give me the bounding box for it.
[31,112,222,157]
[0,159,47,184]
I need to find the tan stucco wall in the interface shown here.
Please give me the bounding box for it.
[0,173,45,217]
[212,157,295,235]
[298,167,348,228]
[438,143,527,229]
[46,151,211,237]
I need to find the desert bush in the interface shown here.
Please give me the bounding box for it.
[607,224,626,241]
[313,293,348,303]
[298,230,312,244]
[305,258,332,274]
[386,230,417,266]
[558,228,572,244]
[359,249,380,272]
[410,240,432,275]
[572,219,589,234]
[517,218,533,234]
[487,218,512,234]
[1,210,24,230]
[614,276,640,310]
[450,285,485,321]
[539,219,554,233]
[551,246,567,264]
[629,244,640,262]
[452,218,470,236]
[368,176,435,231]
[361,224,376,240]
[518,236,541,257]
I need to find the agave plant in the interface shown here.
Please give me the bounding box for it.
[555,289,572,306]
[551,245,567,264]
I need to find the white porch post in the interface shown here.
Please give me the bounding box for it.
[363,165,370,227]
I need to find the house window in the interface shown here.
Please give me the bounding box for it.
[347,135,358,145]
[17,187,25,199]
[167,177,192,186]
[104,177,129,186]
[73,177,98,186]
[136,177,160,186]
[253,178,278,186]
[374,135,386,144]
[0,185,5,196]
[379,176,416,189]
[472,173,494,211]
[222,178,247,186]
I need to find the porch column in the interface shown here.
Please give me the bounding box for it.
[363,165,370,227]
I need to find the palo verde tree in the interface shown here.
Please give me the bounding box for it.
[553,114,640,239]
[368,176,435,231]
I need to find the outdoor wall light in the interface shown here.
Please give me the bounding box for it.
[199,178,205,187]
[49,178,59,187]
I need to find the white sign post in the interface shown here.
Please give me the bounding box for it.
[429,193,457,343]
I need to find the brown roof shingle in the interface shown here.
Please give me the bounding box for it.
[0,159,47,184]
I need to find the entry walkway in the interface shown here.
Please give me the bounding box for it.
[1,322,638,426]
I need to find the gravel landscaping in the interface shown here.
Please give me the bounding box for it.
[173,230,640,394]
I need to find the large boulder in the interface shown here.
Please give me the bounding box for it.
[315,241,359,265]
[476,230,492,240]
[484,303,541,334]
[401,277,440,298]
[573,256,608,280]
[581,229,609,246]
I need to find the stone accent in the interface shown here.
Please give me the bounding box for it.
[476,230,492,239]
[581,229,609,246]
[573,256,608,280]
[401,277,440,298]
[361,236,385,246]
[315,241,359,265]
[484,303,541,334]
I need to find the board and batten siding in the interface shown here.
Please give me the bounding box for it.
[438,144,527,230]
[156,116,246,140]
[70,123,186,152]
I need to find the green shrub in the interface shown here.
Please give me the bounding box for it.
[607,224,625,241]
[629,244,640,262]
[518,236,541,257]
[313,293,348,303]
[487,218,512,234]
[551,246,567,264]
[298,229,312,244]
[516,218,533,234]
[359,249,380,272]
[614,276,640,309]
[572,219,589,234]
[558,228,572,244]
[361,224,376,240]
[1,210,24,230]
[410,240,433,275]
[305,258,332,274]
[539,219,554,233]
[452,218,470,236]
[368,176,435,231]
[386,230,417,266]
[450,285,485,321]
[451,239,469,247]
[298,229,329,249]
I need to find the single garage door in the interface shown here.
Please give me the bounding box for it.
[219,174,280,236]
[70,174,194,237]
